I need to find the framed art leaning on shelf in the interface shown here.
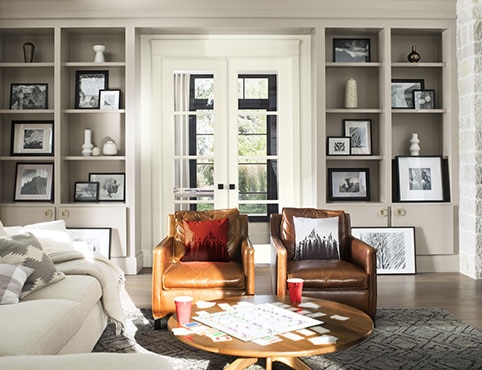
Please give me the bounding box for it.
[89,172,125,201]
[11,120,54,156]
[10,83,48,110]
[14,162,54,201]
[75,70,109,109]
[328,168,370,201]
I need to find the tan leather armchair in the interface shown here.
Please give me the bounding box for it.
[152,209,255,328]
[270,208,377,319]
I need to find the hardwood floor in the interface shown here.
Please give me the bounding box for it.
[124,266,482,332]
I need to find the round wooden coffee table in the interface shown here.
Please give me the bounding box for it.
[168,295,373,370]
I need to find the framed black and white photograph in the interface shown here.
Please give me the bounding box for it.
[10,83,48,110]
[343,119,372,155]
[413,89,435,109]
[89,172,125,201]
[11,120,54,156]
[328,168,370,201]
[14,162,53,201]
[333,38,370,62]
[327,137,351,156]
[391,79,425,109]
[395,156,448,202]
[99,89,121,110]
[74,182,99,202]
[67,227,112,259]
[75,70,109,109]
[351,227,416,274]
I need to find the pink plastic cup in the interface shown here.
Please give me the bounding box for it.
[287,278,304,305]
[174,296,193,325]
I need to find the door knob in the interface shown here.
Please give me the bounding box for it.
[44,209,53,219]
[394,208,406,217]
[377,208,388,217]
[60,209,70,219]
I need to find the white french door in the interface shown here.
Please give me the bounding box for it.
[151,39,301,233]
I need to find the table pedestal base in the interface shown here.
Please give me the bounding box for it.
[226,356,311,370]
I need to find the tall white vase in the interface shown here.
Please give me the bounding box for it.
[344,77,358,108]
[93,45,106,63]
[409,133,420,156]
[82,129,94,156]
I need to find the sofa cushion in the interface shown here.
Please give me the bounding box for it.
[181,218,230,262]
[162,261,245,290]
[0,275,103,356]
[0,263,34,304]
[281,208,349,260]
[0,233,65,298]
[293,216,340,260]
[288,259,368,289]
[173,209,241,261]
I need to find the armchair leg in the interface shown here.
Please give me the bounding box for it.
[154,315,171,330]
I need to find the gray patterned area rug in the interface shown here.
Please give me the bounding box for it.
[93,307,482,370]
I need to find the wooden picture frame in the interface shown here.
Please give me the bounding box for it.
[395,156,448,202]
[74,181,99,202]
[75,70,109,109]
[351,227,416,275]
[88,172,125,201]
[413,89,435,109]
[328,168,370,201]
[99,89,121,110]
[67,227,112,259]
[333,38,370,62]
[343,119,372,155]
[11,120,54,156]
[14,162,54,201]
[391,79,425,109]
[10,83,48,110]
[327,137,351,156]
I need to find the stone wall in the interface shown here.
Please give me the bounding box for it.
[457,0,482,278]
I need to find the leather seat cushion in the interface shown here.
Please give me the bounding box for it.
[287,259,368,289]
[162,261,245,290]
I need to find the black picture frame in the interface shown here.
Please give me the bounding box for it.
[74,181,99,202]
[88,172,125,201]
[328,168,370,201]
[343,119,372,155]
[14,162,54,201]
[413,89,435,109]
[10,83,48,110]
[327,136,351,156]
[99,89,121,110]
[67,227,112,259]
[394,156,449,202]
[391,79,425,109]
[351,227,416,275]
[11,120,54,156]
[333,38,370,62]
[75,70,109,109]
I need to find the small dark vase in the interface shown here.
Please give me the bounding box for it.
[23,42,35,63]
[407,45,421,63]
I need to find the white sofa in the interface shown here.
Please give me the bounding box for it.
[0,220,172,369]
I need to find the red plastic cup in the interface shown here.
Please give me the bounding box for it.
[287,278,304,305]
[174,296,193,325]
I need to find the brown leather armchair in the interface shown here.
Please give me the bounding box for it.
[270,208,377,319]
[152,209,255,328]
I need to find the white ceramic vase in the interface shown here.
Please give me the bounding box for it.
[409,133,421,156]
[344,77,358,108]
[93,44,106,63]
[82,129,94,156]
[103,139,118,155]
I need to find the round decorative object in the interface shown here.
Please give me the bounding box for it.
[407,45,421,63]
[103,139,118,155]
[344,77,358,108]
[92,147,101,156]
[93,44,106,63]
[409,133,421,156]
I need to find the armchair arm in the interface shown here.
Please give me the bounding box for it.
[271,235,288,296]
[152,236,174,319]
[241,237,255,295]
[348,236,376,275]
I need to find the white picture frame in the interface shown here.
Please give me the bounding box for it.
[351,227,416,274]
[67,227,112,259]
[99,89,121,110]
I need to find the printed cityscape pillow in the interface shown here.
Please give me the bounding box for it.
[181,218,230,262]
[293,216,340,260]
[0,233,65,298]
[0,263,34,304]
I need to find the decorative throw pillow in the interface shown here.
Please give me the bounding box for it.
[0,263,34,304]
[4,220,74,254]
[181,218,230,262]
[293,216,340,260]
[0,233,65,298]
